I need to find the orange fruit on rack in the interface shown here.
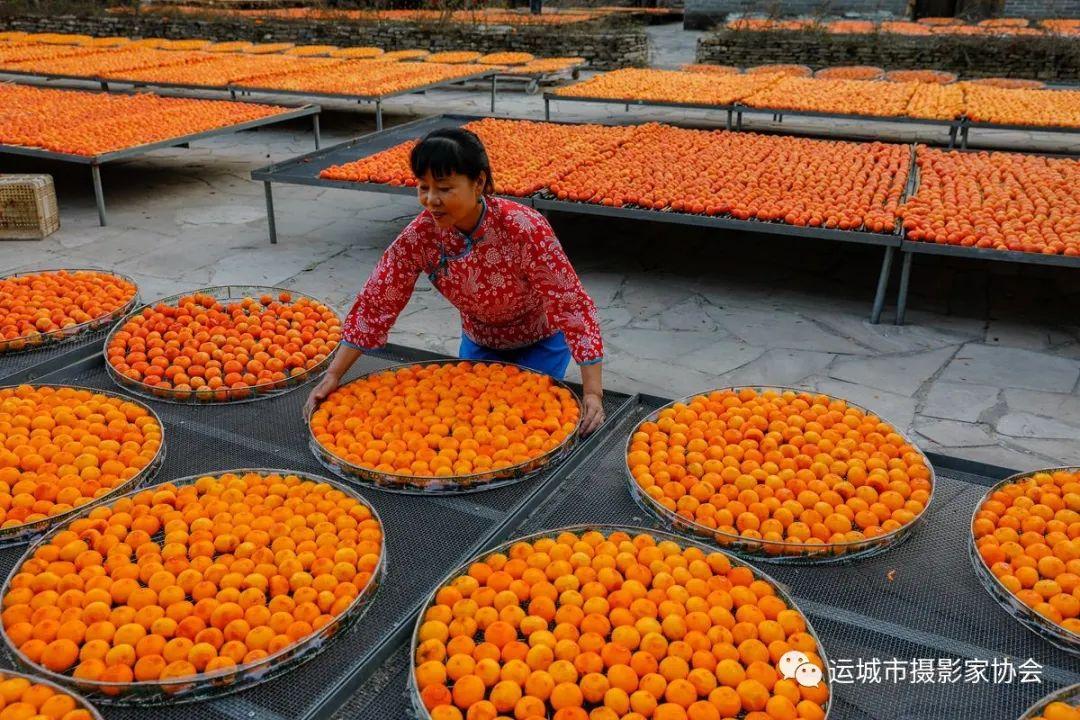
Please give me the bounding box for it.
[476,52,534,66]
[425,51,482,64]
[813,66,883,80]
[627,388,933,557]
[883,69,956,84]
[310,361,580,481]
[320,117,634,197]
[0,471,383,697]
[0,84,292,157]
[972,469,1080,640]
[0,270,137,352]
[413,529,830,720]
[681,64,740,75]
[0,385,161,534]
[104,289,341,401]
[901,147,1080,256]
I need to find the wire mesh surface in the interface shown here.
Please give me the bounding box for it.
[0,330,108,385]
[0,345,629,720]
[344,396,1080,720]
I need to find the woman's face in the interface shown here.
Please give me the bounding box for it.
[417,170,484,229]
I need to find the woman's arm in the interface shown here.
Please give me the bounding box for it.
[304,344,362,418]
[304,225,425,416]
[519,209,607,434]
[579,361,604,436]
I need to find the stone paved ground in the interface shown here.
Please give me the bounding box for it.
[3,21,1080,472]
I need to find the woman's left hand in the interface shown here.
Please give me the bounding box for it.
[580,393,605,436]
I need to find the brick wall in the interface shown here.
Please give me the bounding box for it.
[697,28,1080,80]
[0,13,650,69]
[1001,0,1080,18]
[684,0,909,30]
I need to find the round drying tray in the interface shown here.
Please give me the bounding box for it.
[0,468,384,704]
[103,285,342,404]
[309,359,582,495]
[0,268,139,355]
[970,467,1080,657]
[626,386,937,564]
[0,383,165,548]
[408,524,834,719]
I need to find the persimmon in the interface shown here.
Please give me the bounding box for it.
[414,530,829,720]
[972,469,1080,640]
[554,68,781,106]
[0,270,136,351]
[966,77,1046,89]
[1,471,382,694]
[310,361,580,481]
[628,388,933,556]
[901,147,1080,256]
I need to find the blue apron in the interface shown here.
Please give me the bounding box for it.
[459,332,572,379]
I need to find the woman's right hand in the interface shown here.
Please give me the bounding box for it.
[304,373,340,419]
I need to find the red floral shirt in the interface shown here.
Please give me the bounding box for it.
[342,196,604,365]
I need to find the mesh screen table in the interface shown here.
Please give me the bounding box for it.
[0,344,632,720]
[337,395,1080,720]
[0,329,109,386]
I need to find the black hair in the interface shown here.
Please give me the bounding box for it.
[410,127,495,195]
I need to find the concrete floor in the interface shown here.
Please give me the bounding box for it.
[2,21,1080,473]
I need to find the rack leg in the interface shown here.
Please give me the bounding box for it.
[737,111,743,131]
[312,114,321,150]
[726,109,732,131]
[100,80,108,91]
[264,182,278,245]
[869,245,894,324]
[230,88,236,100]
[91,165,107,227]
[376,100,383,132]
[490,75,497,114]
[895,250,913,326]
[961,124,969,149]
[948,124,957,148]
[544,97,550,121]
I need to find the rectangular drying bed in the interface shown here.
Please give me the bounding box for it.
[0,101,320,227]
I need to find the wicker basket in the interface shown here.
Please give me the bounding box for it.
[0,175,60,240]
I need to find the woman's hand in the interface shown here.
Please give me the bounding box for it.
[304,373,340,420]
[580,392,605,436]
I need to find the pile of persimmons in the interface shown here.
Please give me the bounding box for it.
[0,85,288,156]
[901,147,1080,256]
[415,529,830,720]
[0,270,136,351]
[105,291,342,401]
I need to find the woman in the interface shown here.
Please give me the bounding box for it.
[305,128,606,434]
